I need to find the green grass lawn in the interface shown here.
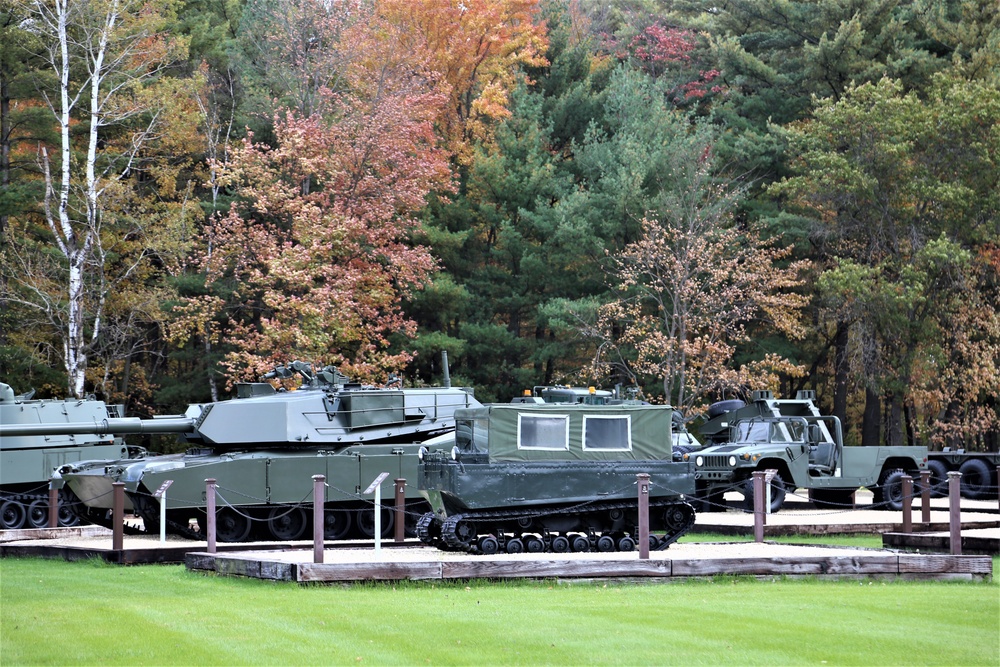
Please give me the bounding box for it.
[2,541,997,666]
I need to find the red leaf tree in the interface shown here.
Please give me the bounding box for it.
[179,9,453,383]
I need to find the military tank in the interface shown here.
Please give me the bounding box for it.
[0,361,480,541]
[416,401,696,554]
[0,382,135,530]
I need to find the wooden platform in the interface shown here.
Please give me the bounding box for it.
[695,491,1000,537]
[184,543,993,584]
[883,528,1000,555]
[0,526,418,565]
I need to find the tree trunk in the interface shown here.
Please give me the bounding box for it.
[886,392,904,447]
[833,321,849,427]
[861,386,881,447]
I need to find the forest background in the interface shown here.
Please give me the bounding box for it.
[1,0,997,453]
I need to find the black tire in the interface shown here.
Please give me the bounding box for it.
[215,507,252,542]
[1,500,26,530]
[742,472,788,513]
[925,460,949,498]
[356,505,394,538]
[706,399,746,419]
[266,506,307,541]
[958,459,995,500]
[27,499,49,528]
[880,469,908,511]
[323,508,353,541]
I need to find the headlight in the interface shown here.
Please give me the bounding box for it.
[695,456,704,467]
[729,456,737,467]
[418,446,427,461]
[451,446,460,461]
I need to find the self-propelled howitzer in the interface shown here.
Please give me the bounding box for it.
[0,383,135,530]
[1,362,480,541]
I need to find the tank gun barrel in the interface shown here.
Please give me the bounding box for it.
[0,416,196,438]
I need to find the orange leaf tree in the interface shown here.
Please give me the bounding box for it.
[378,0,548,158]
[185,8,453,383]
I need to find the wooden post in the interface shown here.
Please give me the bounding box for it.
[948,471,961,555]
[919,470,931,524]
[394,478,406,543]
[901,475,912,533]
[753,471,766,543]
[312,475,325,564]
[205,478,217,554]
[996,466,999,514]
[112,482,124,551]
[48,484,59,529]
[637,473,650,560]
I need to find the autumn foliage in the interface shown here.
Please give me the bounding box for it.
[176,9,454,383]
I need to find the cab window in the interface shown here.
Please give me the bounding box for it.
[518,414,569,450]
[582,415,631,450]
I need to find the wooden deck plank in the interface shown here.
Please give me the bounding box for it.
[298,562,442,582]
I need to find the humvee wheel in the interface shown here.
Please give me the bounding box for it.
[742,473,788,513]
[880,469,907,511]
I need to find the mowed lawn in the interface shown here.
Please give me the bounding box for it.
[1,551,997,666]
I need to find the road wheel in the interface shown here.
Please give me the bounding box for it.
[1,500,26,530]
[27,499,49,528]
[958,459,994,499]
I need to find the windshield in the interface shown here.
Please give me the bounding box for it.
[733,419,807,444]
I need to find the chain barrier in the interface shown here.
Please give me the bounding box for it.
[685,476,931,518]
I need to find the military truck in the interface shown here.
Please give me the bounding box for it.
[926,451,999,500]
[417,401,696,554]
[687,390,928,512]
[0,383,134,529]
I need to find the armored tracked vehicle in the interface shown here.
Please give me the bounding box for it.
[1,362,479,541]
[417,402,696,554]
[688,390,928,512]
[0,383,135,530]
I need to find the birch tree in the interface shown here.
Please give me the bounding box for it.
[25,0,186,397]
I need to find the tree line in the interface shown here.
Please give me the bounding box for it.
[1,0,997,452]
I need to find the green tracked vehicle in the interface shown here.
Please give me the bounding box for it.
[0,362,479,542]
[0,383,136,530]
[416,401,696,555]
[687,390,928,512]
